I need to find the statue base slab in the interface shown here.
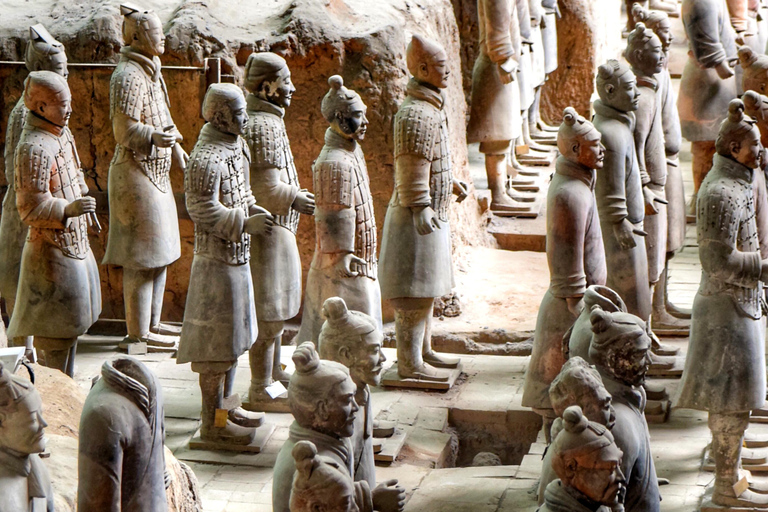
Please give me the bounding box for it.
[700,485,768,511]
[188,423,275,454]
[381,364,462,391]
[241,394,291,414]
[646,356,685,377]
[373,428,407,463]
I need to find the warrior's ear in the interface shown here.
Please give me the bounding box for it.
[604,83,615,95]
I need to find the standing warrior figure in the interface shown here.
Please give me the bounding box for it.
[8,71,101,376]
[242,52,315,411]
[178,84,273,446]
[676,99,768,508]
[678,0,737,209]
[298,76,381,344]
[378,34,469,383]
[522,107,606,440]
[592,60,651,329]
[103,4,187,349]
[0,25,68,360]
[0,362,54,512]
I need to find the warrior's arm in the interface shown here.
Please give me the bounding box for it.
[726,0,750,34]
[549,192,589,299]
[313,160,356,254]
[594,146,629,224]
[355,481,374,512]
[481,0,516,63]
[250,163,299,216]
[14,144,68,229]
[395,154,432,208]
[77,408,123,512]
[185,157,246,242]
[633,100,653,186]
[684,0,730,67]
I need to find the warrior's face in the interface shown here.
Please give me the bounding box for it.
[219,94,248,136]
[317,377,359,438]
[731,126,764,169]
[39,88,72,128]
[418,49,451,90]
[653,20,673,53]
[636,35,664,76]
[569,447,625,507]
[0,390,48,456]
[264,66,296,108]
[576,131,605,170]
[337,98,369,141]
[581,385,616,431]
[343,329,386,388]
[45,52,69,80]
[601,71,639,113]
[133,14,165,57]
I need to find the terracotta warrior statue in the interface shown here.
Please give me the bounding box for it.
[632,4,690,329]
[8,71,101,376]
[78,357,167,511]
[531,0,559,136]
[466,0,529,215]
[177,83,274,447]
[589,305,660,512]
[537,357,616,505]
[378,35,469,383]
[298,76,381,344]
[317,297,400,496]
[242,52,315,411]
[273,342,404,512]
[0,362,54,512]
[566,285,629,363]
[1,25,68,361]
[538,405,625,512]
[103,4,187,349]
[522,107,606,441]
[676,99,768,508]
[290,440,359,512]
[678,0,737,209]
[742,89,768,259]
[592,60,652,330]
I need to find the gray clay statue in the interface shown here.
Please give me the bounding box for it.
[0,361,54,512]
[78,357,167,511]
[242,52,315,411]
[297,76,382,344]
[678,0,737,204]
[274,342,405,512]
[522,107,606,439]
[103,4,186,349]
[7,71,101,377]
[0,25,68,361]
[177,83,273,447]
[676,99,768,508]
[378,34,468,383]
[537,357,616,505]
[538,405,625,512]
[290,440,359,512]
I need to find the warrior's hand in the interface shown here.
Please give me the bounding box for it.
[715,59,735,80]
[372,479,406,512]
[613,218,640,250]
[172,144,189,169]
[64,197,96,218]
[453,178,469,203]
[151,129,177,148]
[642,186,668,215]
[498,58,518,84]
[413,206,440,235]
[244,212,274,236]
[292,190,315,215]
[335,253,366,278]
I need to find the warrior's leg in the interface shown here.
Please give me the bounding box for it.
[224,361,264,428]
[483,143,532,214]
[149,267,181,336]
[34,336,77,377]
[6,298,34,362]
[272,323,292,384]
[652,259,690,329]
[533,407,559,444]
[194,361,256,445]
[710,411,768,506]
[392,297,449,382]
[690,141,717,214]
[124,267,177,347]
[422,301,460,368]
[248,320,284,400]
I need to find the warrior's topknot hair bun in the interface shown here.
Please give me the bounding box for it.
[328,75,344,90]
[563,107,578,126]
[728,98,746,123]
[292,342,321,375]
[562,405,589,434]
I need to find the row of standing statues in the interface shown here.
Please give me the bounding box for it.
[4,0,768,511]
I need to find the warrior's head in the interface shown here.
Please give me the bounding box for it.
[25,24,68,79]
[244,52,295,109]
[321,76,368,142]
[739,46,768,95]
[625,22,664,77]
[588,305,651,388]
[632,4,672,52]
[24,70,72,129]
[550,406,625,507]
[289,342,359,438]
[742,90,768,146]
[550,357,615,430]
[121,4,165,57]
[716,98,762,169]
[318,297,386,388]
[0,362,48,456]
[558,107,604,170]
[596,59,639,113]
[290,441,359,512]
[407,34,450,90]
[202,83,248,137]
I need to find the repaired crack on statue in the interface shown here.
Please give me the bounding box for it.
[675,99,768,508]
[242,52,315,413]
[378,34,469,384]
[178,83,274,448]
[78,357,167,511]
[522,107,607,440]
[297,76,382,344]
[7,71,101,378]
[537,405,625,512]
[0,361,54,512]
[103,4,186,349]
